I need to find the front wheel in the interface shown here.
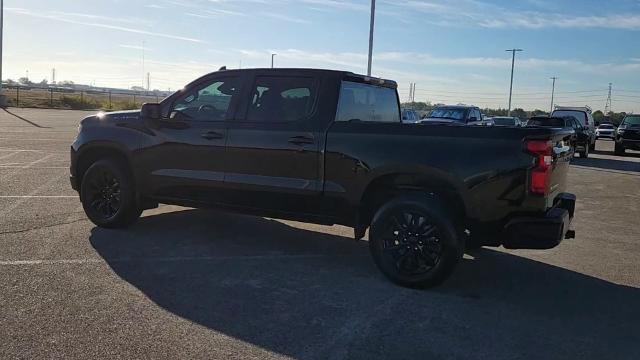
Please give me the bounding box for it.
[614,142,626,156]
[369,195,463,288]
[578,144,589,158]
[80,158,141,228]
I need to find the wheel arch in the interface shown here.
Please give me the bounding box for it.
[355,172,469,239]
[75,142,135,192]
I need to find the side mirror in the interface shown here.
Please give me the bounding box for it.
[141,103,161,120]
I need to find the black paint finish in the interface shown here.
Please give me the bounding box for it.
[71,68,575,241]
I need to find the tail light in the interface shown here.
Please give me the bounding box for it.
[526,140,552,195]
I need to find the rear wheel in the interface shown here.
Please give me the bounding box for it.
[578,143,589,158]
[614,142,626,156]
[369,195,463,288]
[80,159,141,228]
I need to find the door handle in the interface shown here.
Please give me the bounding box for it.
[288,135,315,146]
[201,131,224,140]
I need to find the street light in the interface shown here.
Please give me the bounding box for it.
[505,48,523,117]
[271,53,277,68]
[367,0,376,76]
[0,0,6,107]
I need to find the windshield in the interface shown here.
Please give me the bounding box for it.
[493,117,516,126]
[426,108,466,121]
[622,116,640,126]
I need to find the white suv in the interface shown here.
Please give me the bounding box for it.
[551,106,596,150]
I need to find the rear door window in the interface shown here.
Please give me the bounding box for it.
[246,76,317,122]
[336,81,400,123]
[552,111,586,126]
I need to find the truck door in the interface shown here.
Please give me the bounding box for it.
[140,75,242,203]
[223,72,322,214]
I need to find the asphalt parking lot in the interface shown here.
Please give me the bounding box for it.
[1,108,639,359]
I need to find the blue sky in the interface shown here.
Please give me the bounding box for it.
[5,0,640,111]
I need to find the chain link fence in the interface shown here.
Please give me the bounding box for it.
[1,86,168,111]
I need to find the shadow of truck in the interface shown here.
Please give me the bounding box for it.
[91,209,640,360]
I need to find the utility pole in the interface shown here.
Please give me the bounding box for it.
[271,53,276,68]
[605,83,613,115]
[408,83,413,103]
[367,0,376,76]
[146,72,150,91]
[51,68,56,84]
[549,77,557,114]
[505,48,523,117]
[142,40,145,89]
[412,83,416,102]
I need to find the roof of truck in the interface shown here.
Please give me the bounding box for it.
[206,67,398,88]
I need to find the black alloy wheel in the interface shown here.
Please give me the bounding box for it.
[80,159,141,228]
[85,168,121,220]
[378,210,443,276]
[369,195,463,288]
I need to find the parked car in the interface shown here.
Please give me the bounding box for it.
[491,116,523,127]
[551,106,596,151]
[615,114,640,155]
[595,123,616,140]
[71,68,577,288]
[401,108,420,124]
[527,116,591,157]
[420,105,484,125]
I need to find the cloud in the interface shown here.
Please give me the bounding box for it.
[119,44,150,51]
[7,8,205,43]
[383,0,640,30]
[260,12,311,24]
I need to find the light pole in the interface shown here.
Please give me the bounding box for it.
[0,0,5,107]
[271,53,276,68]
[505,48,523,117]
[0,0,7,107]
[367,0,376,76]
[549,77,557,114]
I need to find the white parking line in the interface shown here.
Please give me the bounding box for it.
[0,195,77,198]
[0,254,359,266]
[0,153,56,181]
[0,166,67,169]
[0,137,72,141]
[0,152,18,160]
[0,148,66,153]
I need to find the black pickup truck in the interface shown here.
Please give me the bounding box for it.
[71,68,576,288]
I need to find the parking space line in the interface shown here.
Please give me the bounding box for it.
[0,152,18,160]
[0,254,363,266]
[0,166,67,169]
[0,153,56,181]
[0,171,67,218]
[0,137,72,142]
[0,148,66,153]
[0,195,77,198]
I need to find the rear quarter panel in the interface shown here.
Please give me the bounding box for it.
[324,122,569,226]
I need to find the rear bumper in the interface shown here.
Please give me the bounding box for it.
[618,138,640,150]
[596,132,615,138]
[502,193,576,250]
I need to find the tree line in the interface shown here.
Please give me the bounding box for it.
[402,102,630,125]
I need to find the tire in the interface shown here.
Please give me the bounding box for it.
[614,142,626,156]
[589,140,596,152]
[578,144,589,158]
[369,195,463,288]
[80,158,141,228]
